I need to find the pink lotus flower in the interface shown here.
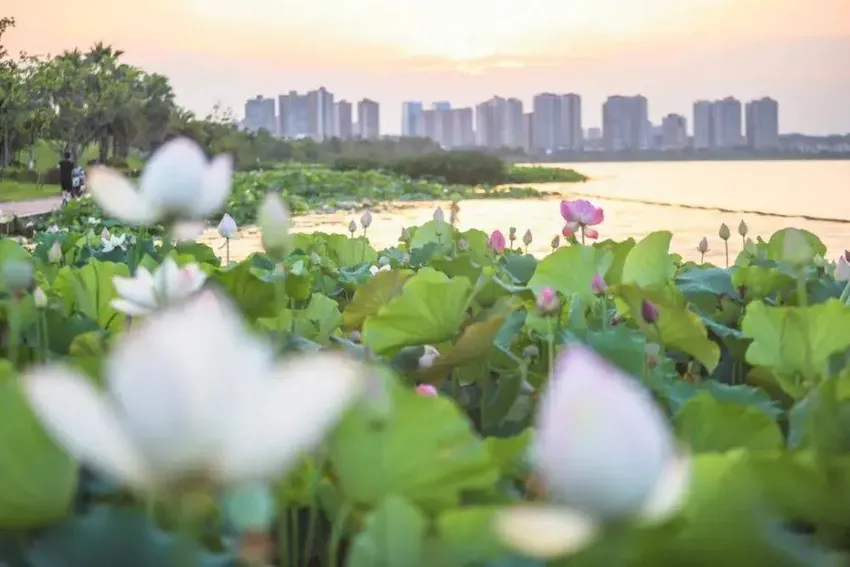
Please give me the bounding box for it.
[562,222,579,238]
[488,230,507,254]
[591,274,607,296]
[415,384,438,397]
[536,287,560,314]
[561,200,604,226]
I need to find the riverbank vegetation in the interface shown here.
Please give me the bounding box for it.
[2,137,849,566]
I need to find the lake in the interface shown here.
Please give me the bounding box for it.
[200,160,850,264]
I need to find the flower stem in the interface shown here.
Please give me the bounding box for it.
[7,296,21,367]
[37,308,49,363]
[724,240,729,268]
[546,316,555,375]
[327,502,352,567]
[226,238,230,265]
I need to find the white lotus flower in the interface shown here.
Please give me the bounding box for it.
[368,264,390,276]
[102,233,127,253]
[218,213,238,239]
[22,292,366,493]
[47,241,63,264]
[87,137,232,225]
[46,225,60,233]
[111,257,207,316]
[258,193,291,256]
[496,345,690,559]
[836,256,850,282]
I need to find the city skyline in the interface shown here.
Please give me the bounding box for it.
[4,0,850,135]
[246,89,786,155]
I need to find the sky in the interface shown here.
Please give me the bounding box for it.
[5,0,850,135]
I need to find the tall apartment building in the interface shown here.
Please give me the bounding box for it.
[333,100,353,139]
[434,103,454,148]
[602,95,649,151]
[475,100,497,149]
[450,108,475,148]
[522,112,534,153]
[357,98,380,140]
[278,91,310,139]
[503,98,525,149]
[401,102,424,137]
[244,96,277,135]
[305,87,334,141]
[661,114,688,150]
[712,97,743,148]
[433,101,451,111]
[531,93,582,153]
[745,97,780,150]
[692,100,714,149]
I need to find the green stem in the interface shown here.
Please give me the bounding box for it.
[37,309,49,363]
[7,297,21,367]
[226,238,230,265]
[724,240,729,268]
[328,502,352,567]
[278,507,289,567]
[301,456,326,567]
[546,316,555,375]
[600,297,609,330]
[289,507,299,566]
[839,280,850,304]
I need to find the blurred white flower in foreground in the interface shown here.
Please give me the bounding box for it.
[111,257,207,316]
[87,137,232,225]
[496,345,690,559]
[23,292,365,493]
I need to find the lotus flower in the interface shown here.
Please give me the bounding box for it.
[87,137,232,225]
[523,230,533,247]
[738,220,748,238]
[47,241,62,264]
[22,293,365,493]
[536,287,559,314]
[591,274,607,296]
[640,300,659,324]
[415,384,438,397]
[102,233,128,253]
[360,210,373,230]
[560,200,604,226]
[562,223,578,238]
[496,346,689,559]
[718,223,731,241]
[218,213,238,239]
[836,256,850,282]
[34,287,48,309]
[433,207,445,223]
[697,237,709,255]
[111,257,207,316]
[418,345,440,370]
[259,194,291,256]
[488,230,506,254]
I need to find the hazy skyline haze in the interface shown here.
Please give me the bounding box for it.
[5,0,850,134]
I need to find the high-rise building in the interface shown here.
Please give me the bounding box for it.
[244,96,277,135]
[278,91,310,139]
[450,108,475,148]
[401,102,424,137]
[561,94,583,151]
[305,87,334,140]
[333,100,353,140]
[423,109,437,141]
[522,112,534,153]
[661,114,688,150]
[602,95,649,151]
[503,98,525,149]
[476,97,515,150]
[474,100,495,148]
[712,97,743,148]
[433,102,453,148]
[745,97,780,150]
[358,98,380,139]
[692,100,714,149]
[433,101,451,111]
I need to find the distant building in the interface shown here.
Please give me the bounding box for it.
[561,94,583,151]
[692,101,714,149]
[712,97,743,148]
[475,96,523,150]
[333,100,353,139]
[401,101,424,137]
[358,98,380,139]
[450,107,475,148]
[432,101,451,111]
[661,114,688,150]
[244,96,277,135]
[278,91,309,139]
[745,97,780,149]
[434,102,453,148]
[585,127,602,141]
[530,93,582,153]
[504,98,525,150]
[602,95,649,151]
[522,112,534,153]
[306,87,334,140]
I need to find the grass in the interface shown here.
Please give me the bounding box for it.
[0,180,61,202]
[15,140,145,172]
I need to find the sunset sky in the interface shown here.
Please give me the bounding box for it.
[5,0,850,134]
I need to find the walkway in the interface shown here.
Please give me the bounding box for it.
[1,197,63,217]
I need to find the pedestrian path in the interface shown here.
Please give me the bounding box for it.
[1,197,62,217]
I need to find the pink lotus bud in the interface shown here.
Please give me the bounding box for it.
[640,300,659,324]
[488,230,506,254]
[536,287,560,314]
[591,274,607,296]
[551,235,560,249]
[697,237,709,254]
[415,384,438,397]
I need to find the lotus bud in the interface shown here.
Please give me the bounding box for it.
[218,213,238,239]
[551,235,560,249]
[522,345,540,359]
[509,227,517,240]
[536,287,560,315]
[781,228,811,267]
[488,230,507,254]
[33,287,48,308]
[2,260,34,292]
[640,300,659,324]
[48,241,62,264]
[835,256,850,282]
[347,220,357,235]
[433,207,445,224]
[360,210,373,230]
[400,227,411,243]
[523,229,533,247]
[591,274,608,296]
[100,228,110,240]
[415,384,438,397]
[718,223,730,241]
[737,220,748,238]
[258,193,291,257]
[697,237,709,255]
[418,345,440,370]
[457,239,469,251]
[744,238,757,255]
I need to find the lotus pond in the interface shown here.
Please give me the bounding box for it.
[1,138,850,567]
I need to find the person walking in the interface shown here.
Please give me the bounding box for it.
[58,152,75,199]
